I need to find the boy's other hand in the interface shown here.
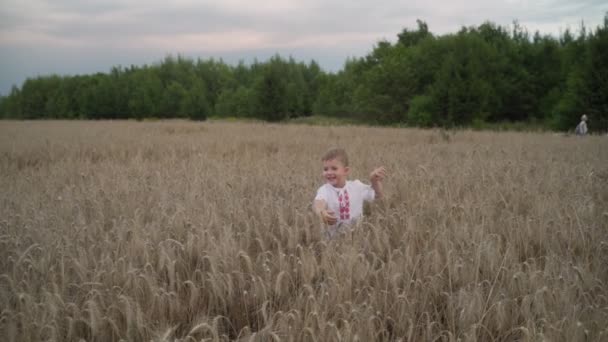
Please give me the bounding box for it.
[370,166,387,183]
[321,209,337,225]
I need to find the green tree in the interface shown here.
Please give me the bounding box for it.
[0,95,8,118]
[215,86,255,118]
[1,86,20,118]
[20,77,54,119]
[195,58,235,110]
[551,21,595,130]
[252,57,288,121]
[408,95,436,126]
[397,19,433,47]
[128,69,163,120]
[183,80,211,121]
[586,14,608,131]
[162,81,187,117]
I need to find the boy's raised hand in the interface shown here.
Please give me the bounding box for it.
[369,166,387,184]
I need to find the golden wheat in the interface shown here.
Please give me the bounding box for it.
[0,120,607,341]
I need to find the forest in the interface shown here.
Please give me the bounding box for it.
[1,15,606,131]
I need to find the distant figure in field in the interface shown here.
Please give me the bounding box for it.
[575,114,588,136]
[312,148,386,239]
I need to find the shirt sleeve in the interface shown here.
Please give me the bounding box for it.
[355,180,375,201]
[314,185,328,202]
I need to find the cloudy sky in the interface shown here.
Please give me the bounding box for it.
[0,0,606,95]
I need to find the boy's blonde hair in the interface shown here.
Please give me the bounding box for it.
[321,148,349,166]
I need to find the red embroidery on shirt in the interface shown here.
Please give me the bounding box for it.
[339,189,350,220]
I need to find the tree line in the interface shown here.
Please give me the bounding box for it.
[1,15,606,131]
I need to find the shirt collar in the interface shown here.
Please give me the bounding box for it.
[328,181,349,193]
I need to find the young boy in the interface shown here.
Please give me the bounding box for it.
[313,148,386,238]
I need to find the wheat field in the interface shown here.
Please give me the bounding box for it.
[1,120,607,341]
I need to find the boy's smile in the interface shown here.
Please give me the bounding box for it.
[322,158,350,188]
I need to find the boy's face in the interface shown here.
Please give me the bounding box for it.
[322,158,349,188]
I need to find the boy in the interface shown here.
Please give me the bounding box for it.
[313,148,386,238]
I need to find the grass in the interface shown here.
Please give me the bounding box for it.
[287,115,367,126]
[0,120,607,341]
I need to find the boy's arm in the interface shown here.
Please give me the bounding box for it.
[313,199,337,225]
[369,167,387,200]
